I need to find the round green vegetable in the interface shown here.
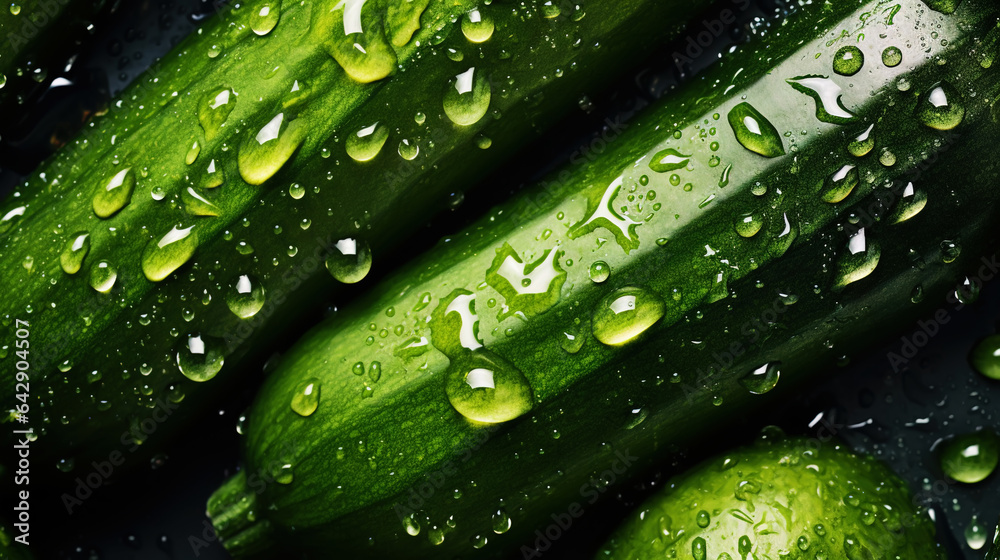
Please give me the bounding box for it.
[597,435,944,559]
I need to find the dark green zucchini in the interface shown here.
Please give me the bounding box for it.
[0,0,708,473]
[208,0,1000,557]
[596,434,943,559]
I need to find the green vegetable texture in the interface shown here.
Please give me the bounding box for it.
[596,433,943,559]
[0,0,709,472]
[208,0,1000,557]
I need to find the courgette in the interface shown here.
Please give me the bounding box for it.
[208,0,1000,556]
[596,433,942,559]
[0,0,710,472]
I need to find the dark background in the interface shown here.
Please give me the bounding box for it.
[1,0,996,558]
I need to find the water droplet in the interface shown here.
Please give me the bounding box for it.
[848,124,875,157]
[888,182,926,224]
[60,232,91,275]
[740,362,781,394]
[692,537,707,560]
[787,76,854,124]
[446,352,533,424]
[696,510,711,528]
[966,516,988,550]
[475,134,492,150]
[735,212,763,238]
[398,138,419,160]
[226,274,266,318]
[589,261,610,283]
[321,0,397,83]
[182,186,221,217]
[142,224,199,282]
[325,237,372,283]
[940,239,961,263]
[917,82,965,131]
[970,335,1000,381]
[238,113,307,185]
[462,9,495,43]
[198,88,235,141]
[250,3,280,35]
[443,67,491,126]
[921,0,961,14]
[345,122,389,162]
[833,46,864,76]
[291,378,320,417]
[185,140,201,165]
[820,164,859,203]
[92,168,136,218]
[9,3,19,15]
[492,507,512,534]
[648,148,691,173]
[728,103,784,158]
[939,430,999,483]
[288,182,305,199]
[89,261,117,293]
[882,46,902,67]
[592,287,665,346]
[272,462,293,484]
[834,228,880,289]
[176,334,225,382]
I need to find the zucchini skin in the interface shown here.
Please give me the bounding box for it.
[0,0,704,470]
[597,436,943,559]
[209,0,1000,557]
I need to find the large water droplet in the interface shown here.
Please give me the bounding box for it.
[787,76,854,124]
[734,212,763,238]
[882,46,902,67]
[201,159,225,189]
[291,378,321,417]
[834,228,880,289]
[320,0,397,83]
[888,182,926,224]
[727,103,784,158]
[198,87,236,141]
[89,260,118,293]
[592,287,666,346]
[92,168,136,218]
[461,9,494,43]
[226,274,266,318]
[833,46,864,76]
[176,334,225,382]
[0,206,25,234]
[648,148,691,173]
[940,431,999,483]
[386,0,429,47]
[325,237,372,283]
[740,362,781,395]
[345,122,389,162]
[916,82,965,131]
[589,261,610,283]
[142,224,199,282]
[182,186,221,217]
[820,164,859,203]
[445,352,533,424]
[238,113,307,185]
[848,124,875,157]
[967,516,989,550]
[60,232,91,275]
[970,335,1000,381]
[443,67,491,126]
[250,3,280,35]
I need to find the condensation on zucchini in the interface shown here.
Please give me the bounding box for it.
[592,287,665,346]
[887,182,927,224]
[848,124,875,157]
[182,186,221,217]
[0,206,24,234]
[198,87,236,141]
[916,81,965,131]
[290,378,321,417]
[740,362,781,395]
[59,232,91,275]
[727,102,785,158]
[142,224,199,282]
[443,67,491,126]
[786,76,855,124]
[201,159,225,189]
[250,3,280,36]
[397,138,419,160]
[324,237,372,284]
[176,333,225,382]
[238,112,307,185]
[345,122,389,162]
[318,0,398,83]
[832,46,864,76]
[226,274,266,319]
[92,168,136,219]
[461,9,494,43]
[444,351,533,424]
[820,164,859,203]
[568,176,641,253]
[88,260,118,293]
[430,289,483,356]
[833,228,881,290]
[485,243,566,320]
[648,148,691,173]
[734,212,763,238]
[969,334,1000,381]
[938,430,999,483]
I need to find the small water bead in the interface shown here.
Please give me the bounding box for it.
[445,352,533,424]
[443,67,491,126]
[592,287,666,346]
[491,508,511,534]
[916,82,965,131]
[833,46,864,76]
[60,232,91,275]
[965,516,989,550]
[346,122,389,162]
[414,112,426,125]
[290,378,320,417]
[226,275,266,319]
[461,9,494,43]
[272,463,293,485]
[740,362,781,395]
[939,430,999,483]
[89,261,118,293]
[695,510,711,528]
[288,183,305,199]
[940,240,961,263]
[882,46,903,67]
[176,334,225,382]
[589,261,610,283]
[398,138,419,160]
[475,135,492,150]
[325,238,372,284]
[9,3,19,15]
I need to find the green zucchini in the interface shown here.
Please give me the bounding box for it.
[208,0,1000,556]
[596,433,942,559]
[0,0,707,471]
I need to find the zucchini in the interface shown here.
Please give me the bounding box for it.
[208,0,1000,557]
[0,0,708,471]
[596,433,942,559]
